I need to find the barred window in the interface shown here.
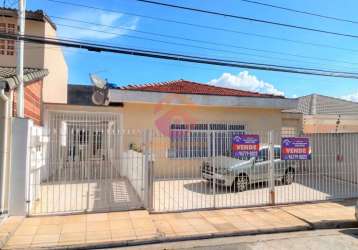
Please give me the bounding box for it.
[0,40,5,55]
[7,23,15,33]
[169,123,246,158]
[0,23,6,33]
[6,40,15,55]
[0,23,16,56]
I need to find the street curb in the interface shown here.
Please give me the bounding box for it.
[35,220,358,250]
[33,225,312,250]
[311,220,358,230]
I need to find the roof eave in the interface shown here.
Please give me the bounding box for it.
[109,89,297,110]
[3,69,49,90]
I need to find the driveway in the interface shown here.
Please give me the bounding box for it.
[153,174,358,212]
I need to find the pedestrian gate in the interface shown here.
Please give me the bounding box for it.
[28,111,145,215]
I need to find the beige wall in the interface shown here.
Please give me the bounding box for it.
[42,22,68,104]
[303,114,358,133]
[281,112,303,136]
[0,17,68,104]
[122,103,282,131]
[122,103,283,178]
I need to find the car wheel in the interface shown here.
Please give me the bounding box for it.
[283,169,295,185]
[234,175,249,192]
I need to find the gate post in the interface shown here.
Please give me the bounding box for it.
[268,130,275,205]
[143,129,153,211]
[212,131,216,208]
[8,118,32,216]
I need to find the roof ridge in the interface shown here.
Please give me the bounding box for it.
[180,79,275,96]
[116,79,283,98]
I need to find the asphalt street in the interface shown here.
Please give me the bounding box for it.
[107,228,358,250]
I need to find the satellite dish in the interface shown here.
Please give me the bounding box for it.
[90,73,109,105]
[90,74,107,89]
[92,89,109,106]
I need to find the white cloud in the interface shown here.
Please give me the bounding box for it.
[341,92,358,102]
[58,10,139,40]
[207,71,284,96]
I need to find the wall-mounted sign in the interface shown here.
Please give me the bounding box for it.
[232,134,260,158]
[281,137,310,160]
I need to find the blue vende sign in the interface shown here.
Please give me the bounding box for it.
[281,137,310,160]
[232,134,260,158]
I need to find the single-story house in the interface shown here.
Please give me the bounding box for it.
[45,79,297,177]
[63,79,297,131]
[283,94,358,133]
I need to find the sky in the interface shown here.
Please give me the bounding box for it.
[23,0,358,100]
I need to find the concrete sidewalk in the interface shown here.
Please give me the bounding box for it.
[1,200,357,249]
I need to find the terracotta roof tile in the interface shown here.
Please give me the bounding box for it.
[0,7,56,30]
[0,66,49,89]
[117,79,284,98]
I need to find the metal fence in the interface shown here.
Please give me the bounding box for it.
[27,116,358,215]
[150,128,358,212]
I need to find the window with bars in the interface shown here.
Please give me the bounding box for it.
[0,40,5,55]
[169,123,246,158]
[0,23,16,56]
[0,23,5,55]
[7,40,15,55]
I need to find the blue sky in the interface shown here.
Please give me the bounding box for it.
[27,0,358,100]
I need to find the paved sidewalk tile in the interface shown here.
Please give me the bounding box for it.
[3,201,357,249]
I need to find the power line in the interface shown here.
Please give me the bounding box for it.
[51,15,358,68]
[44,0,358,53]
[239,0,358,25]
[2,32,358,79]
[24,42,353,88]
[137,0,358,39]
[55,22,358,70]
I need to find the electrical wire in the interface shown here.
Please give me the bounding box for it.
[239,0,358,25]
[137,0,358,39]
[55,22,358,70]
[2,32,358,79]
[50,15,358,67]
[44,0,358,53]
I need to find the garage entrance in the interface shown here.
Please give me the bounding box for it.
[150,127,358,212]
[27,111,144,215]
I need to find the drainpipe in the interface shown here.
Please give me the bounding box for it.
[16,0,26,118]
[0,85,9,214]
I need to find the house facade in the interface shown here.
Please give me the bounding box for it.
[44,80,297,179]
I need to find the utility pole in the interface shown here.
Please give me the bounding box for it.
[16,0,25,118]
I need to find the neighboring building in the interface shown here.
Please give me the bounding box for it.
[0,66,48,213]
[0,8,68,213]
[0,7,68,104]
[283,94,358,133]
[0,66,48,124]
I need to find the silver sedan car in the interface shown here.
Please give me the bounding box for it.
[201,146,296,192]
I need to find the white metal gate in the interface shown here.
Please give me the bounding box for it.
[28,111,145,215]
[149,127,358,212]
[28,118,358,214]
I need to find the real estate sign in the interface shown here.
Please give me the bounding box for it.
[232,134,260,158]
[281,137,310,160]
